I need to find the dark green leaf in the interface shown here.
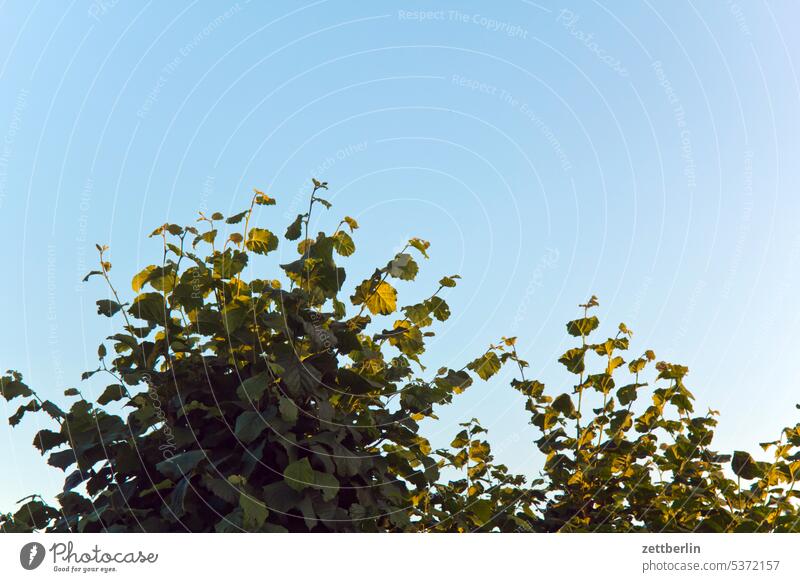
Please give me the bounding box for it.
[156,450,206,480]
[96,299,124,317]
[235,411,268,444]
[285,214,304,240]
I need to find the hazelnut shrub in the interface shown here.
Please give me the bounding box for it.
[3,180,799,533]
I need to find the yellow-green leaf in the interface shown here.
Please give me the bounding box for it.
[246,228,278,255]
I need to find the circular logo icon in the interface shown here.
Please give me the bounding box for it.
[19,542,46,570]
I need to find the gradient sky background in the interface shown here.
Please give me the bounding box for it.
[1,1,799,510]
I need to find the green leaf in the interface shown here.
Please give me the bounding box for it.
[282,458,339,501]
[81,369,99,381]
[281,357,321,396]
[551,393,576,417]
[278,397,298,423]
[386,253,418,280]
[434,369,473,394]
[315,471,339,502]
[617,383,645,406]
[333,231,355,256]
[132,265,157,292]
[146,266,178,293]
[337,368,380,395]
[236,372,269,403]
[342,216,359,231]
[156,450,206,480]
[283,458,315,492]
[9,400,40,426]
[48,449,77,470]
[332,297,346,319]
[408,237,430,258]
[97,384,126,405]
[558,347,586,374]
[240,493,268,531]
[41,401,65,420]
[588,373,615,394]
[12,500,55,530]
[426,297,450,321]
[214,508,244,532]
[451,430,469,448]
[469,498,494,525]
[253,190,275,206]
[656,362,689,381]
[213,249,248,279]
[467,351,501,381]
[129,292,166,322]
[221,297,251,333]
[566,316,599,337]
[235,411,268,444]
[33,429,67,454]
[225,211,248,224]
[245,228,279,255]
[469,440,490,461]
[403,303,432,326]
[628,357,647,374]
[96,299,124,317]
[0,376,33,401]
[169,477,190,518]
[285,214,304,240]
[351,280,397,315]
[731,451,764,480]
[193,229,217,247]
[510,379,545,398]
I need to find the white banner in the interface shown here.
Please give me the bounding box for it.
[0,534,795,581]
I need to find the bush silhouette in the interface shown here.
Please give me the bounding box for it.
[2,180,799,532]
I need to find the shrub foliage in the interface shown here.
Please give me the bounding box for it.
[2,181,799,532]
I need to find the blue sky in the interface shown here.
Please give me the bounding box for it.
[1,1,799,509]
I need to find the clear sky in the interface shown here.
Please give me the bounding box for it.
[1,1,799,510]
